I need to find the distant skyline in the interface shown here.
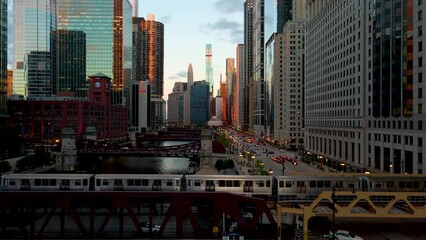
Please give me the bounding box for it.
[138,0,244,101]
[6,0,245,101]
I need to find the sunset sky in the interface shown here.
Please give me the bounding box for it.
[138,0,245,101]
[6,0,245,102]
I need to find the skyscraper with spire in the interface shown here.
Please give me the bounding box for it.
[205,44,213,94]
[184,63,193,126]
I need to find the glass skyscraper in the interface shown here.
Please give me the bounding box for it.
[206,44,213,94]
[56,0,132,105]
[55,30,86,97]
[13,0,57,97]
[0,0,7,119]
[190,80,210,125]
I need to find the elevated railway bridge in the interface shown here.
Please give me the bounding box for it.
[1,173,426,239]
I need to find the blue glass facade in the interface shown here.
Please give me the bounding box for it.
[190,80,210,125]
[13,0,57,97]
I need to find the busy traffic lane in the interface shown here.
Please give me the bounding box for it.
[230,130,321,176]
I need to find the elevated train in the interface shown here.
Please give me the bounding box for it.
[1,173,425,199]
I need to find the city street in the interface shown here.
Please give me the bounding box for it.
[229,130,322,176]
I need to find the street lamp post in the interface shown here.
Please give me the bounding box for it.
[331,185,336,236]
[251,155,255,175]
[281,162,285,176]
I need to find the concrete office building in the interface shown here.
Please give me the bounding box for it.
[234,44,244,129]
[273,0,305,150]
[168,82,187,126]
[305,0,425,173]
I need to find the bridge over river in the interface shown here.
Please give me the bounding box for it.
[78,141,201,158]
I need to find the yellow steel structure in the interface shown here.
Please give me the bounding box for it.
[276,191,426,240]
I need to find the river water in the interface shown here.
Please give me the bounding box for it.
[103,141,191,174]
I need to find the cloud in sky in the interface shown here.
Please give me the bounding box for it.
[201,18,243,44]
[214,0,244,14]
[168,70,187,80]
[158,15,171,24]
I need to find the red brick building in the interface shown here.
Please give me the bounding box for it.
[7,74,128,144]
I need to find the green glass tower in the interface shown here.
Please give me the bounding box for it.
[56,0,132,105]
[55,30,86,98]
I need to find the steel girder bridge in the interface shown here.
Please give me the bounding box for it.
[0,191,276,239]
[276,191,426,240]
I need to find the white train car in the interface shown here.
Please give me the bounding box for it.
[275,173,369,197]
[1,174,93,191]
[363,174,426,192]
[94,174,183,191]
[185,175,273,197]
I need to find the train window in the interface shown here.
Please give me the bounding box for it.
[226,180,233,187]
[166,180,173,186]
[310,181,317,188]
[413,182,420,188]
[127,179,134,186]
[399,181,406,188]
[375,183,382,188]
[348,183,354,189]
[317,181,324,188]
[75,180,81,186]
[96,179,100,186]
[50,179,56,186]
[135,179,141,186]
[35,179,41,186]
[102,180,109,186]
[406,182,413,188]
[83,179,88,186]
[324,181,331,188]
[266,180,271,187]
[219,180,225,187]
[279,181,284,188]
[297,181,305,187]
[42,179,49,186]
[257,181,265,187]
[142,179,149,186]
[194,180,201,186]
[234,180,240,187]
[9,180,15,186]
[286,181,292,188]
[153,180,162,186]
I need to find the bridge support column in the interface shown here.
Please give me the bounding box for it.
[277,204,282,240]
[55,127,78,171]
[303,208,313,240]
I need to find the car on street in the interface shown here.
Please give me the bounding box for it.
[135,222,161,233]
[323,230,363,240]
